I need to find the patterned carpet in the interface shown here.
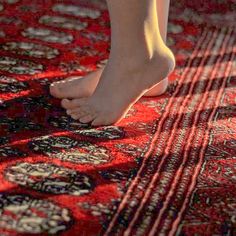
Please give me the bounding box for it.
[0,0,235,235]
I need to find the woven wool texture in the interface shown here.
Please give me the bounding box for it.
[0,0,235,235]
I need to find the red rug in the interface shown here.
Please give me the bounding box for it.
[0,0,235,235]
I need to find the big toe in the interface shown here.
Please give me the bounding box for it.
[50,83,62,98]
[50,81,71,98]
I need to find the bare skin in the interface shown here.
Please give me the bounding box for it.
[59,0,175,126]
[50,0,171,99]
[50,67,169,98]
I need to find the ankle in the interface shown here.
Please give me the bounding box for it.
[109,28,170,66]
[153,45,176,74]
[109,43,175,75]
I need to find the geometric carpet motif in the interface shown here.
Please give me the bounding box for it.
[0,0,235,235]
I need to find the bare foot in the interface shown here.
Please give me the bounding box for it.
[50,69,103,99]
[50,66,169,99]
[61,46,175,126]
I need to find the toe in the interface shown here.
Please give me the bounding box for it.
[61,99,73,109]
[66,109,72,115]
[71,113,79,120]
[91,115,108,127]
[61,98,87,109]
[79,113,97,124]
[68,104,90,115]
[69,108,87,118]
[50,83,61,98]
[70,110,91,121]
[71,98,87,107]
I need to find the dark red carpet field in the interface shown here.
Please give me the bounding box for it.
[0,0,235,235]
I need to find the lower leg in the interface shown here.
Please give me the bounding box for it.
[157,0,170,43]
[50,0,172,99]
[145,0,170,96]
